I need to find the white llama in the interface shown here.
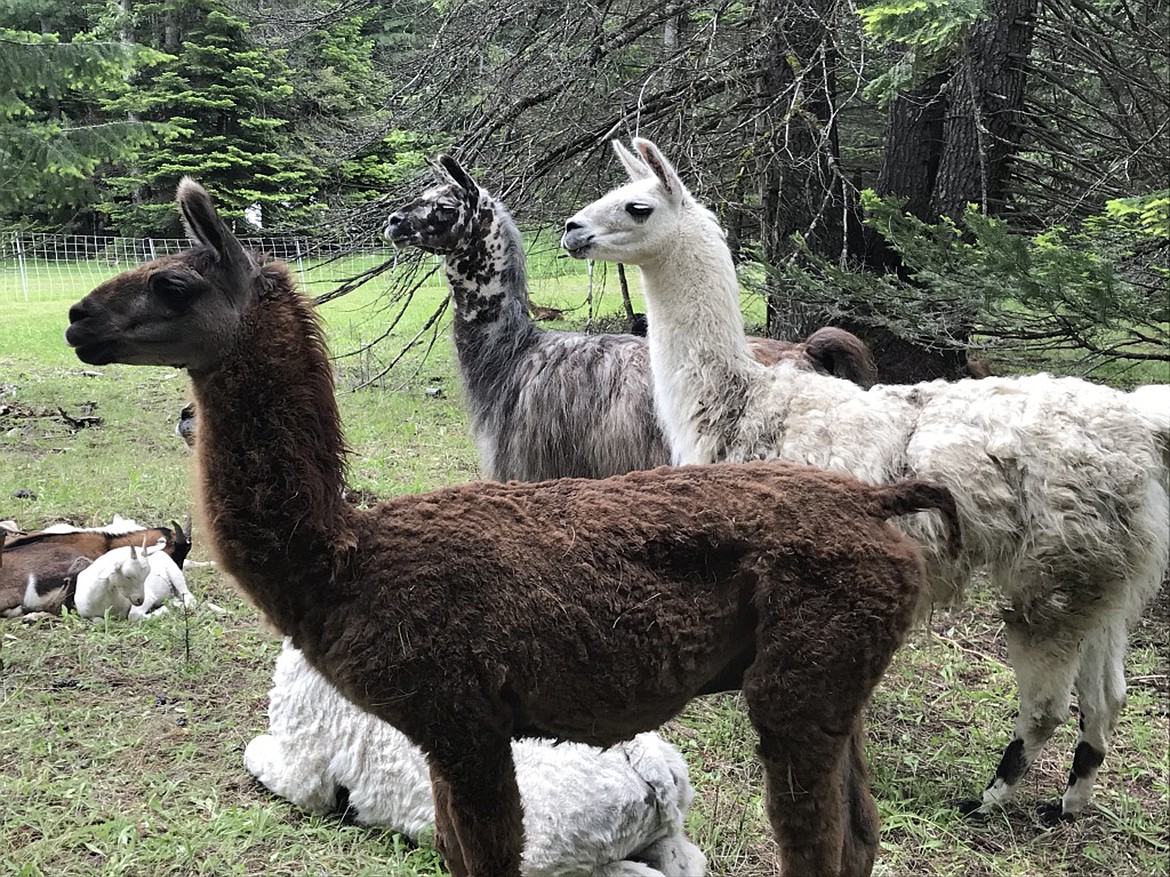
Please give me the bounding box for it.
[245,641,707,877]
[561,137,1170,823]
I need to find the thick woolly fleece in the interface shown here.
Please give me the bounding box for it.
[245,641,707,877]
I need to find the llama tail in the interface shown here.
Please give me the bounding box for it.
[873,479,962,557]
[1128,384,1170,470]
[803,327,879,389]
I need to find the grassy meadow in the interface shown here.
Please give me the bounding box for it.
[1,254,1167,877]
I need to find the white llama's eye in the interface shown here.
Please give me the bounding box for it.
[625,202,654,221]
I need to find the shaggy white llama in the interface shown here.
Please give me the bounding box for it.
[245,641,706,877]
[562,137,1170,823]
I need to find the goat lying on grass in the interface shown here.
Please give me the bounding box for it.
[562,137,1170,824]
[1,517,193,617]
[70,541,151,619]
[66,177,960,877]
[246,641,706,876]
[131,549,193,620]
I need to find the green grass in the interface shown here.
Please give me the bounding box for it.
[2,268,1166,876]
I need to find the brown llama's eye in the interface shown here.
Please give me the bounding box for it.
[148,269,200,305]
[625,202,654,221]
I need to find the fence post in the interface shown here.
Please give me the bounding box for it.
[15,235,30,301]
[295,239,308,292]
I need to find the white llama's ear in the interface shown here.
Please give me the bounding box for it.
[176,177,250,269]
[612,140,651,181]
[632,138,684,201]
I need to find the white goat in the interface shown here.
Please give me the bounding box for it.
[128,550,197,621]
[245,641,706,877]
[561,137,1170,824]
[70,542,152,619]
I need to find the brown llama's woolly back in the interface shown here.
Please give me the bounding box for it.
[64,176,961,877]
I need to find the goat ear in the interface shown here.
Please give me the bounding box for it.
[632,138,684,202]
[437,155,478,195]
[612,140,651,181]
[176,177,250,270]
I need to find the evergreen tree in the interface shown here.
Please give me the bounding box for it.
[271,0,427,216]
[104,0,319,236]
[0,24,152,220]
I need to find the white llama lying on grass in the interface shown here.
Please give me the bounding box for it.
[562,137,1170,824]
[245,641,706,877]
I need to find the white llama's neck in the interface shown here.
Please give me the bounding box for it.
[640,207,758,465]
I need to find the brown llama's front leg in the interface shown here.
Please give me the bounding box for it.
[427,738,525,877]
[753,725,858,877]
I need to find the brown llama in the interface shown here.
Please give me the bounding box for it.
[66,178,961,877]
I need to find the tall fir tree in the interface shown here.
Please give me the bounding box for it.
[104,0,319,236]
[0,20,153,222]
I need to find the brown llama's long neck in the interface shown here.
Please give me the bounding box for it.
[190,271,352,638]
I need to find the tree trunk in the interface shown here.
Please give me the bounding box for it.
[878,71,950,222]
[846,0,1038,381]
[756,0,844,338]
[933,0,1039,220]
[844,69,971,382]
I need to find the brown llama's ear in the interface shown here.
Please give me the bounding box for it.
[176,177,250,271]
[612,140,652,182]
[437,154,478,195]
[632,138,684,202]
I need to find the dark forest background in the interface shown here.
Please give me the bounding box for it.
[3,0,1167,379]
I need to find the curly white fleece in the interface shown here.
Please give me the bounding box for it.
[245,641,707,877]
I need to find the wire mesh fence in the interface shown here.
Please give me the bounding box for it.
[0,232,399,303]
